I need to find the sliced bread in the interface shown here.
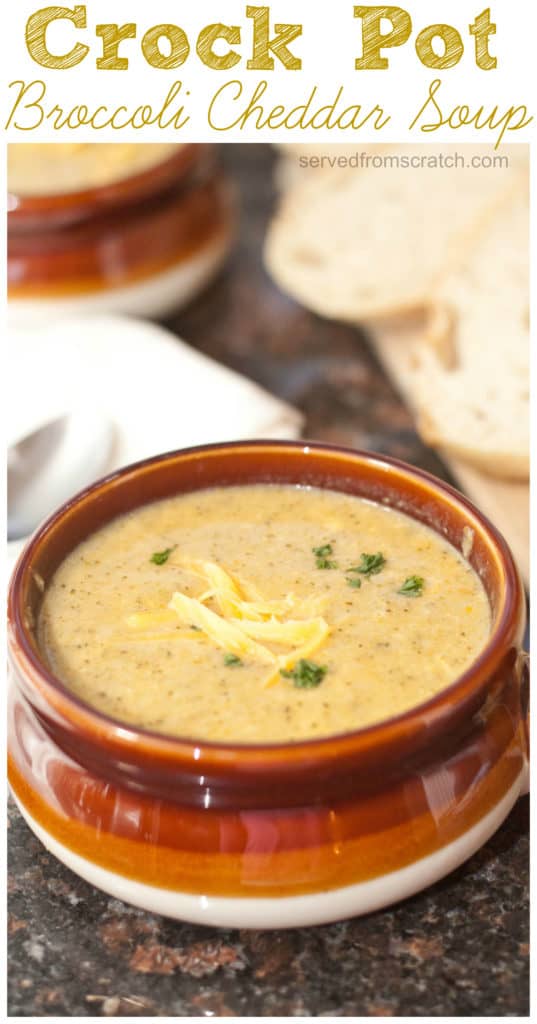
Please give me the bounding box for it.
[265,144,528,323]
[411,186,529,479]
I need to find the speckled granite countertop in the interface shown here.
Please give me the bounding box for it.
[8,145,529,1017]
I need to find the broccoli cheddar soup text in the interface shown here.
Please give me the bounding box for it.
[37,485,491,743]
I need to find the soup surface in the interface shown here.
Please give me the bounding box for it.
[8,143,180,196]
[38,485,491,743]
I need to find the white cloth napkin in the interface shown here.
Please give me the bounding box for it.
[7,314,303,572]
[8,314,302,455]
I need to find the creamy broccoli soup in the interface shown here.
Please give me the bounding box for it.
[8,143,180,196]
[37,485,491,743]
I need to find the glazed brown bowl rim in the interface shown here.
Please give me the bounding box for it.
[7,440,523,767]
[7,144,204,221]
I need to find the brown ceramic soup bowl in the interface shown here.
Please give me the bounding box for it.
[8,144,233,323]
[7,441,528,928]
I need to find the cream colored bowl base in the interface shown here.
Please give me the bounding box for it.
[8,232,230,327]
[11,771,524,929]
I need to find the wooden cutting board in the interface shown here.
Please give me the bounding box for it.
[370,322,529,585]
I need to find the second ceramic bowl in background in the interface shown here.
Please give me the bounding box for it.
[7,143,234,324]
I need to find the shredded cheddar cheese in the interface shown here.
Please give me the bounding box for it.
[126,556,330,683]
[181,559,243,618]
[167,592,277,664]
[265,619,330,688]
[238,617,328,645]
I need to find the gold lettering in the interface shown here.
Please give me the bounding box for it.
[196,23,241,70]
[109,105,130,129]
[408,78,444,132]
[90,105,110,129]
[141,24,190,69]
[469,8,497,70]
[338,102,390,131]
[156,81,190,129]
[482,105,532,147]
[354,6,412,70]
[96,23,136,70]
[409,78,533,149]
[207,80,391,134]
[415,24,464,69]
[5,79,46,129]
[5,80,191,132]
[25,5,88,69]
[246,6,302,70]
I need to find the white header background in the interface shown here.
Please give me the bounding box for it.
[2,0,536,143]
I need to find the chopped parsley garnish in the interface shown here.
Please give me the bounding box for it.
[223,653,243,667]
[346,575,362,589]
[312,543,337,570]
[398,575,425,597]
[347,552,386,577]
[280,659,327,688]
[150,546,175,566]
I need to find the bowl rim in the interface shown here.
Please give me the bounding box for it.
[7,144,206,221]
[7,439,524,767]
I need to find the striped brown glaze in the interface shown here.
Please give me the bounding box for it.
[7,442,528,897]
[8,145,233,298]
